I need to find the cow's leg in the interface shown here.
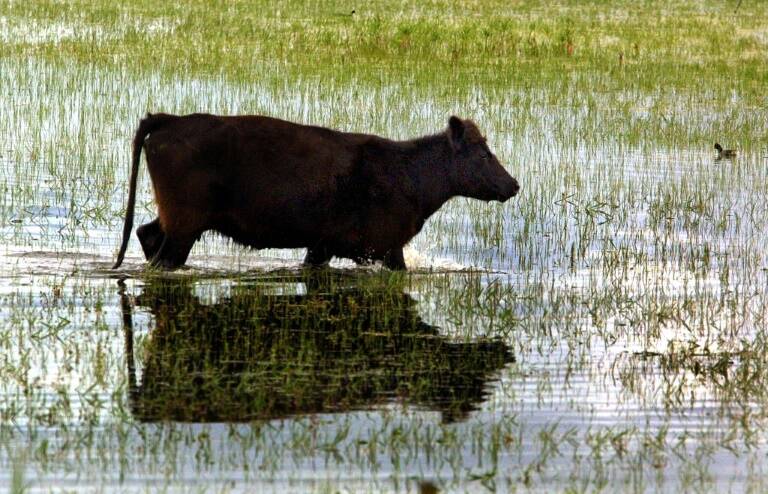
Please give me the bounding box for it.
[303,245,332,268]
[136,218,165,261]
[383,248,407,271]
[149,233,196,270]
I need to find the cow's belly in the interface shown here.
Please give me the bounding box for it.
[212,204,348,250]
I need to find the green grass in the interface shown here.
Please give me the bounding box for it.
[1,0,768,492]
[5,0,767,90]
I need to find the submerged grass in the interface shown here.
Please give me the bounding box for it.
[0,0,768,492]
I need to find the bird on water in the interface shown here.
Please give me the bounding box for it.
[714,143,736,159]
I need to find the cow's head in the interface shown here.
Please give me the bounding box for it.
[446,116,519,202]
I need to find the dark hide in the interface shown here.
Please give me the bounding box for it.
[113,113,520,270]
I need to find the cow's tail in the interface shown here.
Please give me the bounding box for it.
[112,113,177,269]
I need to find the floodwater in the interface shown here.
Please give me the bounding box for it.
[1,58,768,493]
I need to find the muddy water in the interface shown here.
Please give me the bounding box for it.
[1,59,768,493]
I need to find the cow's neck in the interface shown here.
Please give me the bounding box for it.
[403,133,455,219]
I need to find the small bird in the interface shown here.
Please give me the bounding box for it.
[715,143,736,159]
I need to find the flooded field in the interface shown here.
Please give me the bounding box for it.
[2,1,768,492]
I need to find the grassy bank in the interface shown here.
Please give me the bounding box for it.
[3,1,766,91]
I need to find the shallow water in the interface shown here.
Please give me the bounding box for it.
[1,55,768,493]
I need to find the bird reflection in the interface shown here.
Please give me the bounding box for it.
[119,271,513,423]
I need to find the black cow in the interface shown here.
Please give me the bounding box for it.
[113,113,519,270]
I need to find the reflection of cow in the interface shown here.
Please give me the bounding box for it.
[119,272,513,423]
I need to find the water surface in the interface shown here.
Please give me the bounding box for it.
[1,56,767,493]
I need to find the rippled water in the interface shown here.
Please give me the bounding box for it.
[1,56,768,493]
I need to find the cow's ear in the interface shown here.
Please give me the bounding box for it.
[448,116,465,150]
